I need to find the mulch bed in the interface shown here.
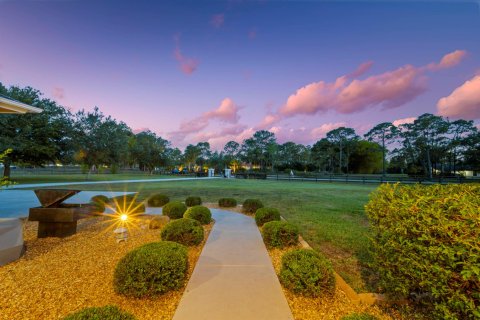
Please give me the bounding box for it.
[0,215,212,320]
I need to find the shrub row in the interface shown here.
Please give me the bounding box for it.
[184,205,211,225]
[262,221,299,248]
[218,198,237,207]
[242,199,263,214]
[185,196,202,207]
[114,241,188,298]
[365,183,480,319]
[255,207,280,226]
[280,249,335,297]
[161,218,204,246]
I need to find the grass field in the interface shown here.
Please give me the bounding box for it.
[28,177,378,292]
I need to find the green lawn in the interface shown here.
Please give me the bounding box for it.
[30,178,377,292]
[10,173,184,184]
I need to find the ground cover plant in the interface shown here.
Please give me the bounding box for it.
[255,207,280,226]
[184,205,211,225]
[30,179,379,293]
[162,201,187,219]
[161,218,205,246]
[63,305,136,320]
[147,193,170,207]
[280,248,335,297]
[366,183,480,319]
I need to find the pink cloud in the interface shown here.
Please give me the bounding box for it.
[437,75,480,119]
[211,14,225,28]
[280,64,427,116]
[427,50,468,71]
[173,35,199,75]
[278,50,466,119]
[168,98,242,146]
[204,98,241,123]
[392,117,416,127]
[52,87,65,100]
[248,28,257,39]
[311,122,348,140]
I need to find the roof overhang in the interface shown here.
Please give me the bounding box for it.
[0,96,42,114]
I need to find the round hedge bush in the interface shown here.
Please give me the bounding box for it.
[185,196,202,207]
[184,205,211,225]
[262,221,299,248]
[161,218,204,246]
[242,199,264,214]
[341,313,379,320]
[162,201,187,219]
[280,249,335,297]
[114,241,188,297]
[149,215,170,229]
[255,207,281,226]
[63,305,136,320]
[218,198,237,207]
[147,194,170,207]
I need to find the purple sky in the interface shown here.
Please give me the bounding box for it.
[1,0,479,149]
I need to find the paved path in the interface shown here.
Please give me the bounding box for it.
[173,209,293,320]
[8,177,219,190]
[0,190,137,218]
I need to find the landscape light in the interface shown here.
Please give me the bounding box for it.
[120,214,128,221]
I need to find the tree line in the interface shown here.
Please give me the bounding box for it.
[1,83,479,178]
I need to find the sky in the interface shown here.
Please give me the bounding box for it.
[1,0,479,150]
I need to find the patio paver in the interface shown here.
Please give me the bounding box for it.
[173,209,293,320]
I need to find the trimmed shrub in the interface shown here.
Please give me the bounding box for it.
[218,198,237,207]
[365,183,480,319]
[63,305,136,320]
[114,241,188,297]
[185,196,202,207]
[255,207,280,226]
[149,215,170,229]
[280,249,335,297]
[262,221,299,248]
[147,194,170,207]
[90,195,108,214]
[341,313,378,320]
[162,201,187,219]
[184,205,211,225]
[242,199,264,214]
[161,218,204,246]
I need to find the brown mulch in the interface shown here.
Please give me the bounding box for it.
[0,215,212,320]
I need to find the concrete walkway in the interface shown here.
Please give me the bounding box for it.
[8,176,219,190]
[173,209,293,320]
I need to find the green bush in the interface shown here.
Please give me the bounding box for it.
[185,196,202,207]
[90,195,108,214]
[218,198,237,207]
[365,183,480,319]
[161,218,204,246]
[280,249,335,297]
[147,194,170,207]
[149,215,170,229]
[262,221,299,248]
[184,205,211,225]
[242,199,264,214]
[341,313,378,320]
[63,305,136,320]
[114,241,188,297]
[162,201,187,219]
[255,207,280,226]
